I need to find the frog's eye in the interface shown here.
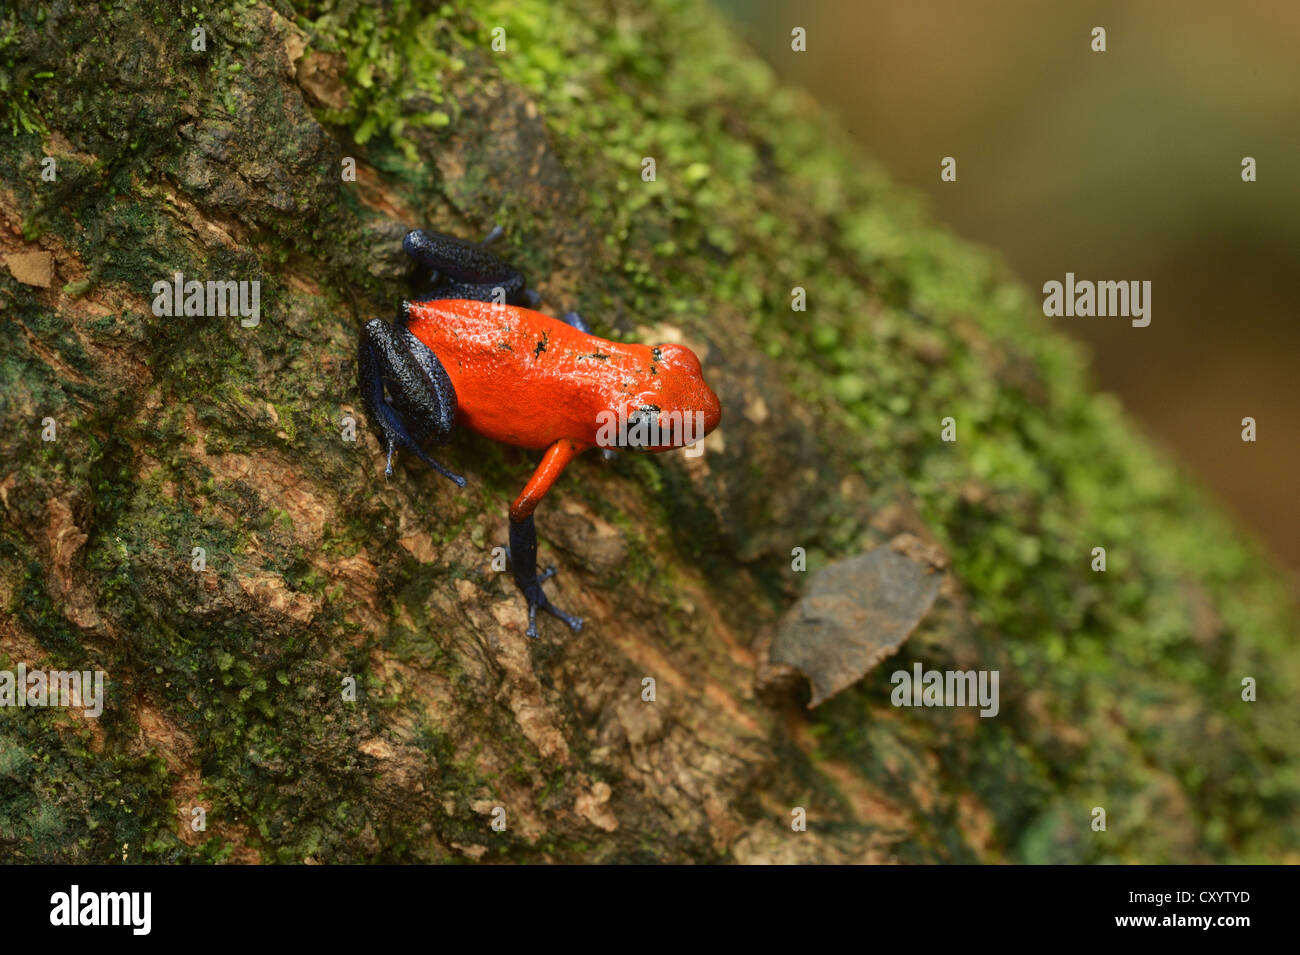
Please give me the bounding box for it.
[626,405,663,450]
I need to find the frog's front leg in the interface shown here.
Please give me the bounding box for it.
[357,315,466,486]
[508,439,588,638]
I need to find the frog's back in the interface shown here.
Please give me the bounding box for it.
[405,299,653,450]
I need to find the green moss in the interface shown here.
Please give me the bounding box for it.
[296,0,474,162]
[0,11,52,136]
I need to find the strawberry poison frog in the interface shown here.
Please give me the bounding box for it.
[358,228,722,637]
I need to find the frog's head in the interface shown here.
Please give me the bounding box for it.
[619,343,721,452]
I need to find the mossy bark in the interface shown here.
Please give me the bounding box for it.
[1,0,1296,863]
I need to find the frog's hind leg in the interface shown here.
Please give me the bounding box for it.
[358,317,466,486]
[509,515,584,638]
[404,228,530,305]
[507,439,588,638]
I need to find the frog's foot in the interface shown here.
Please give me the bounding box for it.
[511,559,584,638]
[379,416,466,487]
[520,577,584,639]
[509,514,583,638]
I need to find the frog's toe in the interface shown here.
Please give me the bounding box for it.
[544,602,584,633]
[521,582,582,638]
[369,399,464,487]
[402,437,466,487]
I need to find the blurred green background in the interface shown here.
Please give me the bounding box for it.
[717,0,1299,572]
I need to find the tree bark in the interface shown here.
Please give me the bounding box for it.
[1,0,1296,863]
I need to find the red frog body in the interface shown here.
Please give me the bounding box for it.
[358,229,722,637]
